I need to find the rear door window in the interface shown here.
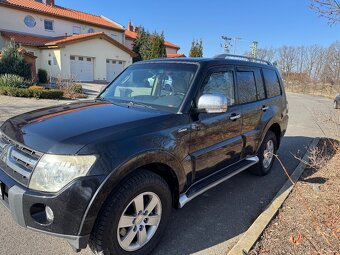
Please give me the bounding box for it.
[236,71,257,104]
[263,69,281,98]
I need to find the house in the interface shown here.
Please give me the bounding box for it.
[124,21,185,58]
[0,0,135,82]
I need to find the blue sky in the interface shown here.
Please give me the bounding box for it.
[58,0,339,57]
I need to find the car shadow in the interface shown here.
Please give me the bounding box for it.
[152,135,338,255]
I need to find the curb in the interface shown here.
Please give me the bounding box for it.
[227,138,320,255]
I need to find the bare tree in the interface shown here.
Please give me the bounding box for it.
[310,0,340,24]
[278,46,298,74]
[255,48,277,62]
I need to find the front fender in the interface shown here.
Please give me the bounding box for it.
[77,149,186,236]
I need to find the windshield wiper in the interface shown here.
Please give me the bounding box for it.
[126,101,155,109]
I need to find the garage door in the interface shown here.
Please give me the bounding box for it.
[106,59,125,82]
[70,56,94,82]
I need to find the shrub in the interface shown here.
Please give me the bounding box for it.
[0,87,63,99]
[71,84,83,93]
[38,69,48,83]
[0,74,30,88]
[0,40,31,80]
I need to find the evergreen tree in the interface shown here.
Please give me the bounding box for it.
[0,40,31,79]
[132,27,167,61]
[189,39,203,57]
[149,32,166,59]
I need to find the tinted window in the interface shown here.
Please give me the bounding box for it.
[255,71,266,100]
[236,71,257,104]
[202,71,235,106]
[263,69,281,98]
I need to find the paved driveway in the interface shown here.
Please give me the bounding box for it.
[0,93,338,255]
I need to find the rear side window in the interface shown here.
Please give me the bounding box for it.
[263,69,281,98]
[236,71,257,104]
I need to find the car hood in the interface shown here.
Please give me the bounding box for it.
[0,100,170,154]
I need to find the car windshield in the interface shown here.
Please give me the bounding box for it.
[99,63,198,112]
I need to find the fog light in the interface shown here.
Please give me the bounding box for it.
[45,206,54,222]
[30,203,54,225]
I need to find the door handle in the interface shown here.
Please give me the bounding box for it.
[230,113,241,121]
[262,106,269,111]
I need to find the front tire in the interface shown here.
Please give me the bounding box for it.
[249,131,277,176]
[334,101,339,109]
[89,170,172,255]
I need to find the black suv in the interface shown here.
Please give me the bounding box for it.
[0,55,288,255]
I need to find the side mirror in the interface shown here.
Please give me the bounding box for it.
[197,93,228,113]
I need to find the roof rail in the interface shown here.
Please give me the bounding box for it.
[213,54,272,65]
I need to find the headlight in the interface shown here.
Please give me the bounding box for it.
[29,154,97,193]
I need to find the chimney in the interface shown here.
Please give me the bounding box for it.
[128,21,134,32]
[46,0,55,6]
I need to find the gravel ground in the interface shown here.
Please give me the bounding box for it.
[249,140,340,255]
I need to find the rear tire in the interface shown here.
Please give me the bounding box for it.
[89,170,172,255]
[249,131,277,176]
[334,101,339,109]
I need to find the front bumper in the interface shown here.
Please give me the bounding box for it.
[0,164,104,250]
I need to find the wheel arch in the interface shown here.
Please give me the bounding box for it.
[77,150,185,237]
[268,123,282,149]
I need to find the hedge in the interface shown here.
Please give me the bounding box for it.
[0,87,64,99]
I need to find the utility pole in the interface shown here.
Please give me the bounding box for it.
[251,41,258,58]
[221,36,232,53]
[221,36,243,54]
[232,37,242,54]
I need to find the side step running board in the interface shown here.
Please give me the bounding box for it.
[179,156,259,208]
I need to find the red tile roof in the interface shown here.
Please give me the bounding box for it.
[1,31,59,46]
[167,53,186,58]
[125,30,180,49]
[0,0,124,31]
[1,31,136,57]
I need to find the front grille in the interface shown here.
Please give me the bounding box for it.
[0,134,42,186]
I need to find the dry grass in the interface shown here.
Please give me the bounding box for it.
[285,82,340,99]
[249,140,340,255]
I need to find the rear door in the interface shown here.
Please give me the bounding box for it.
[236,67,267,155]
[189,66,244,181]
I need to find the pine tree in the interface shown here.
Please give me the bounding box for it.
[132,27,167,61]
[149,32,166,59]
[0,40,31,79]
[189,39,203,57]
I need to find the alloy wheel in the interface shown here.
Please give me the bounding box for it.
[263,139,274,168]
[117,192,162,251]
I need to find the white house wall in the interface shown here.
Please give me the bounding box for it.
[40,48,61,78]
[60,38,132,81]
[0,6,124,44]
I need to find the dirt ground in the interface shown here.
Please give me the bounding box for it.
[249,140,340,255]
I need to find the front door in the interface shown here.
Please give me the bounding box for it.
[189,67,244,181]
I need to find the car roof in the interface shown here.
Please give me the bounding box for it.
[139,57,277,70]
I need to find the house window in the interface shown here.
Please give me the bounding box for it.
[73,26,81,35]
[87,58,91,62]
[44,20,54,31]
[24,15,36,28]
[88,28,95,33]
[70,56,75,60]
[79,57,83,61]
